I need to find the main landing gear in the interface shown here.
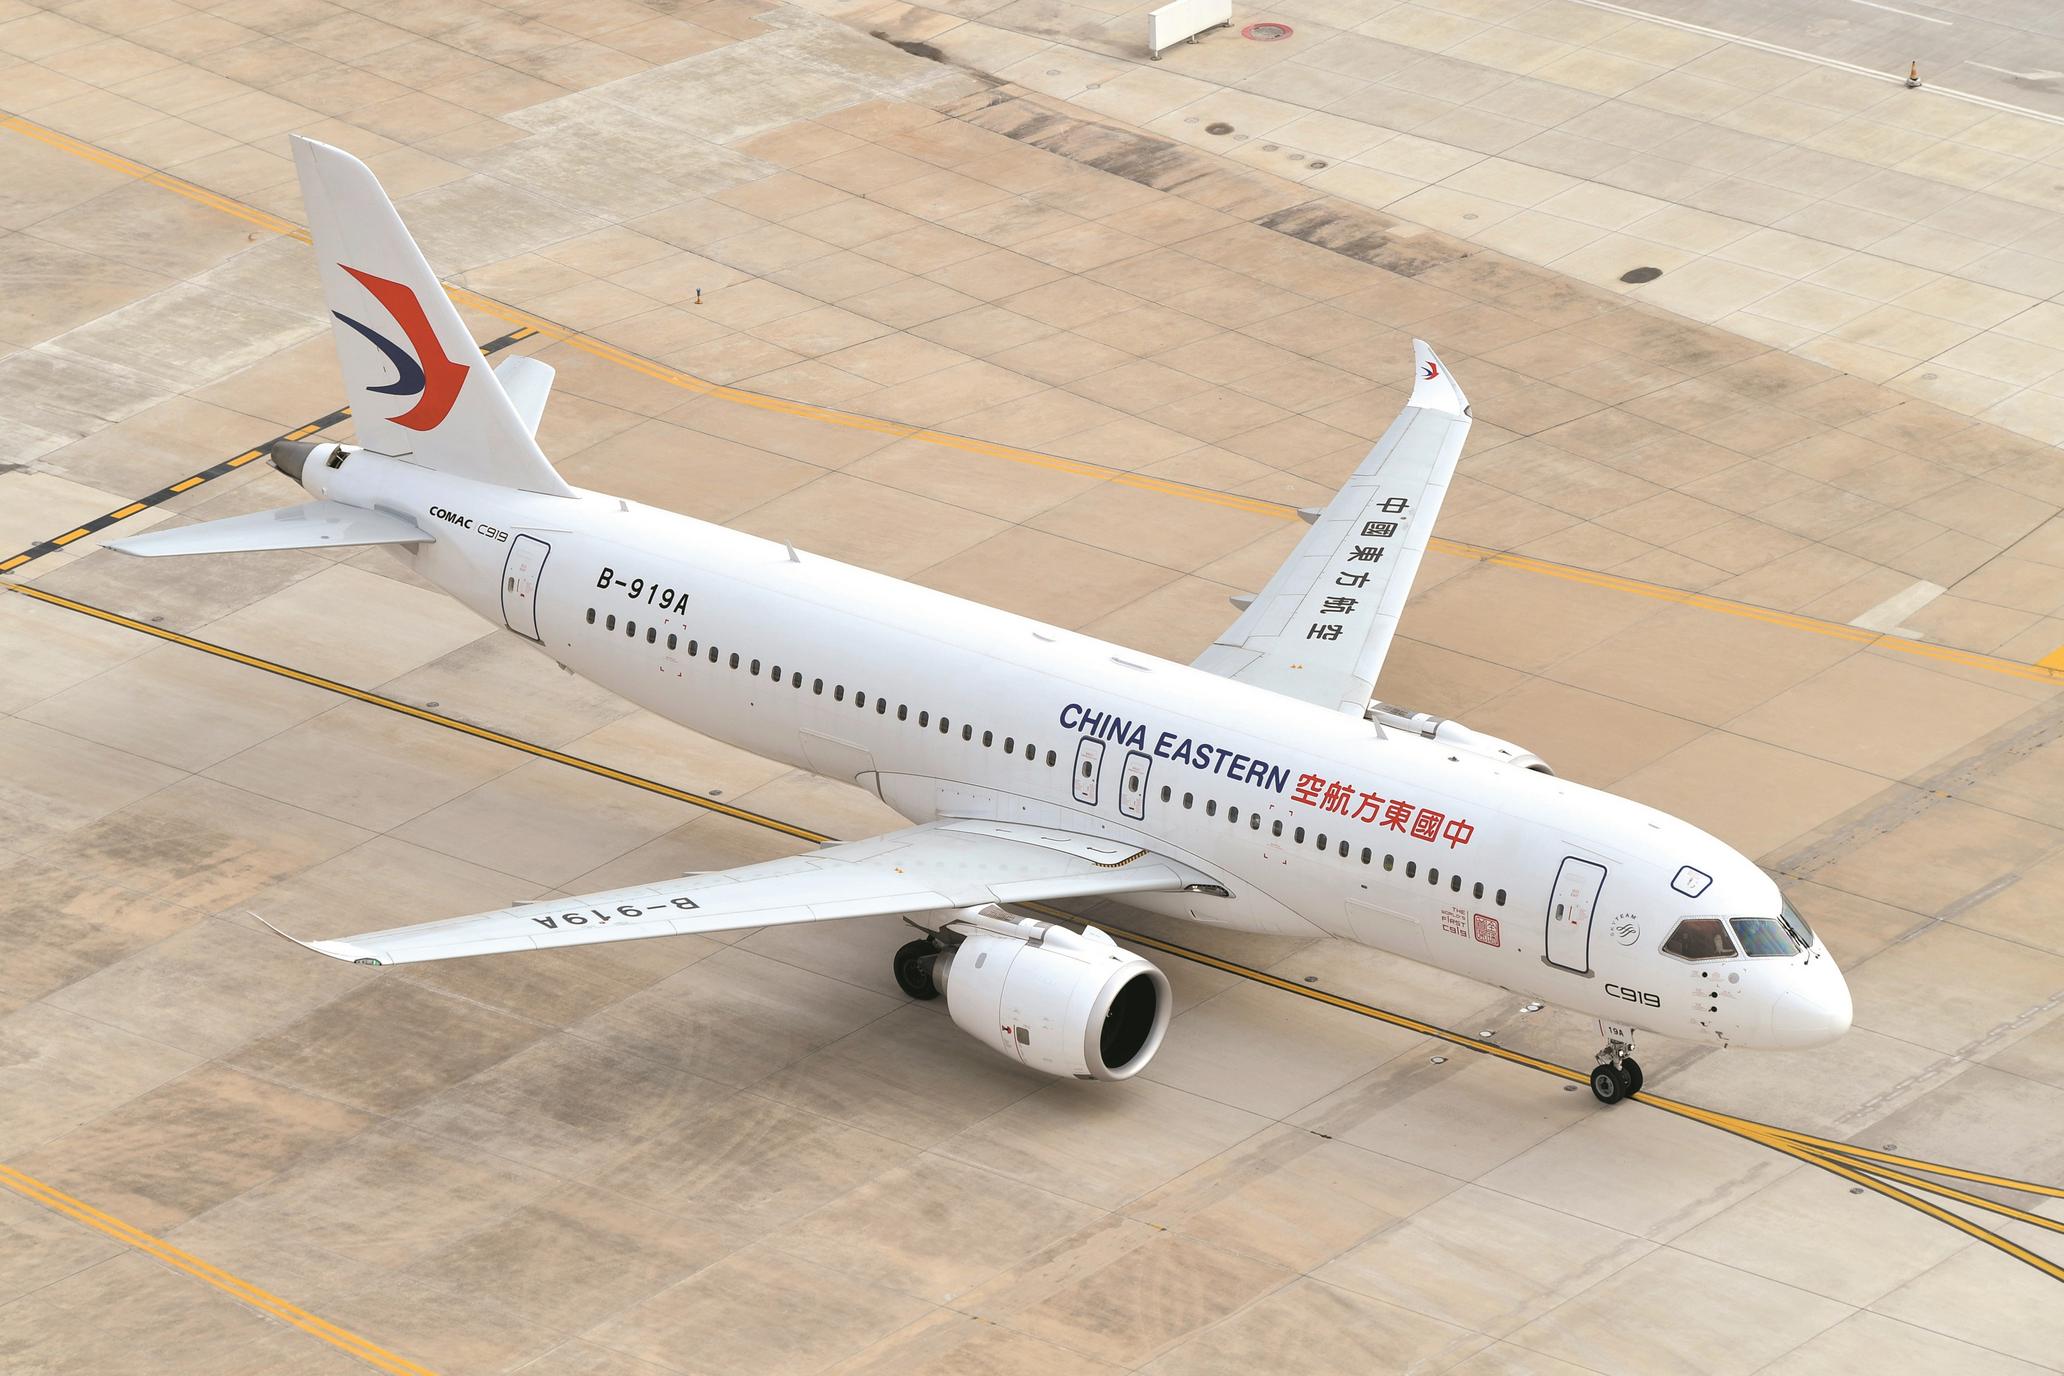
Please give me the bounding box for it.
[1589,1036,1644,1104]
[893,937,941,1000]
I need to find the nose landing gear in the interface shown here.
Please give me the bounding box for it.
[1589,1036,1644,1104]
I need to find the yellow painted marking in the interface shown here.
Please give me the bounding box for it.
[1,585,824,842]
[6,113,2055,686]
[226,451,262,467]
[50,528,91,546]
[169,477,205,493]
[0,1164,439,1374]
[109,502,147,520]
[0,555,28,571]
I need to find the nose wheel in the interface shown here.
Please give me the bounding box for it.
[1589,1038,1643,1103]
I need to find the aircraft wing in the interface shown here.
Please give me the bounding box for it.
[261,819,1219,966]
[1193,339,1471,715]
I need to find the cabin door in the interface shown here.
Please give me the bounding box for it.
[1544,856,1607,974]
[501,534,550,640]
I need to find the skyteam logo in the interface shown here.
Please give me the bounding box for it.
[332,266,468,432]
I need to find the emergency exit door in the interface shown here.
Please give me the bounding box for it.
[1545,856,1607,974]
[1072,736,1105,806]
[501,535,550,640]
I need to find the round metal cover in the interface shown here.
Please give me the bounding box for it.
[1242,21,1293,41]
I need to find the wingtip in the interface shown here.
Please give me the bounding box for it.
[1409,339,1469,416]
[247,911,382,966]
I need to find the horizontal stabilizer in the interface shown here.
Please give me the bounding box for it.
[108,500,431,557]
[494,355,554,437]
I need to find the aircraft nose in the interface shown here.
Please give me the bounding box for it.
[1772,965,1852,1046]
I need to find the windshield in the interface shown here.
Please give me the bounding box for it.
[1731,915,1807,957]
[1662,917,1737,961]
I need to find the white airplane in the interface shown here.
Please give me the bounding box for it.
[114,137,1851,1105]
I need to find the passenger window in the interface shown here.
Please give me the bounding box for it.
[667,634,677,650]
[1450,874,1461,892]
[729,653,739,669]
[1664,918,1739,961]
[1160,785,1172,802]
[1473,882,1483,899]
[627,621,636,636]
[1205,799,1217,816]
[1405,861,1417,878]
[750,659,760,674]
[689,641,699,656]
[1025,744,1035,761]
[1228,807,1239,823]
[982,730,992,747]
[941,717,951,733]
[1249,815,1261,831]
[1183,792,1194,808]
[1045,750,1056,766]
[1360,847,1371,864]
[962,724,973,741]
[708,646,718,663]
[1004,737,1014,753]
[791,672,802,688]
[1339,840,1349,858]
[813,679,823,694]
[1383,854,1394,872]
[770,664,779,679]
[1316,832,1327,850]
[919,711,929,726]
[876,699,888,714]
[835,685,845,701]
[1293,827,1305,843]
[1428,867,1439,885]
[606,614,617,630]
[585,608,595,624]
[855,691,866,707]
[1730,916,1799,957]
[647,627,657,643]
[1496,889,1506,906]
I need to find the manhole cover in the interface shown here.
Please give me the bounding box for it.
[1205,121,1234,135]
[1243,21,1293,40]
[1620,265,1663,283]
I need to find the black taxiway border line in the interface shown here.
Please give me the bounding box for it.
[2,587,2062,1285]
[0,328,535,575]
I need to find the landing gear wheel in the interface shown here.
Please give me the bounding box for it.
[1589,1064,1628,1104]
[892,939,940,1000]
[1619,1057,1644,1096]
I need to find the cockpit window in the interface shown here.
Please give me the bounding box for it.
[1731,916,1805,957]
[1662,918,1736,961]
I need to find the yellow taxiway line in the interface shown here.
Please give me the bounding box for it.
[0,1164,438,1375]
[3,112,2060,687]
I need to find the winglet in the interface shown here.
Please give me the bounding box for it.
[248,911,383,966]
[1408,340,1468,417]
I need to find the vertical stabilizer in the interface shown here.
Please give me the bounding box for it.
[291,136,573,498]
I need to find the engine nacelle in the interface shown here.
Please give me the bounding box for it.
[1367,700,1553,774]
[934,916,1170,1081]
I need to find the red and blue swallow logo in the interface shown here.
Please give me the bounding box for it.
[1420,359,1439,381]
[332,266,467,431]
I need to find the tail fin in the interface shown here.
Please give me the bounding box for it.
[291,136,573,498]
